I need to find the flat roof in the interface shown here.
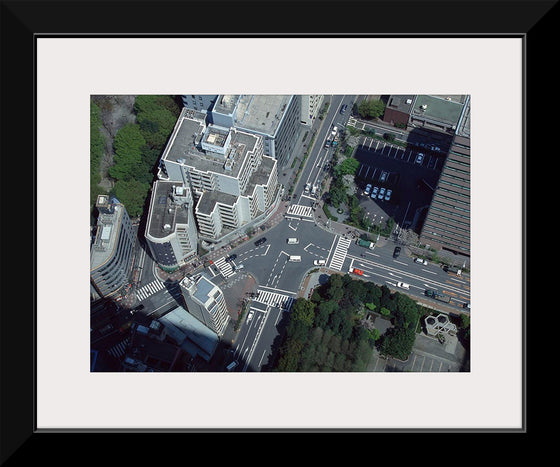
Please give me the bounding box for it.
[147,180,190,239]
[164,112,260,179]
[159,305,219,362]
[411,95,465,128]
[234,95,292,137]
[196,190,237,215]
[90,202,125,270]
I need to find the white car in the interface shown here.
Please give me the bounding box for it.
[414,257,428,265]
[371,186,379,198]
[314,259,327,266]
[396,282,410,290]
[378,187,386,199]
[364,184,372,195]
[415,153,424,164]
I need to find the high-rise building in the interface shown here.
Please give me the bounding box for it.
[419,96,471,256]
[211,94,302,168]
[181,94,218,113]
[144,181,199,271]
[90,195,135,299]
[156,107,279,244]
[179,273,230,337]
[300,95,324,126]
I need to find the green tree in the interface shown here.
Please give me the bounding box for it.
[109,123,146,181]
[333,157,359,178]
[111,178,150,218]
[358,99,385,119]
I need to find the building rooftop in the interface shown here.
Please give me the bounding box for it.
[234,95,292,137]
[196,190,237,216]
[159,305,219,362]
[90,198,126,270]
[411,95,466,129]
[147,180,191,239]
[163,110,261,179]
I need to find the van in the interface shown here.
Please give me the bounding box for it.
[288,256,301,262]
[287,238,299,244]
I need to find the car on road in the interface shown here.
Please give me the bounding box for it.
[378,187,386,199]
[370,186,379,198]
[254,237,267,247]
[415,153,424,164]
[384,189,392,201]
[340,104,348,114]
[393,246,401,258]
[349,267,364,276]
[396,282,410,290]
[314,259,327,266]
[414,257,428,265]
[364,183,372,195]
[225,254,237,263]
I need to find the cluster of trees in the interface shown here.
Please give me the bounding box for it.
[357,98,385,120]
[274,274,379,372]
[108,95,181,218]
[272,272,433,371]
[90,101,106,212]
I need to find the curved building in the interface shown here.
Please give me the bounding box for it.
[90,195,135,299]
[145,181,198,272]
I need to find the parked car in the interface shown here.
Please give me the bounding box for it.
[378,187,386,199]
[371,186,379,199]
[225,254,237,263]
[384,189,392,201]
[393,246,401,258]
[364,183,372,195]
[415,153,424,164]
[254,237,267,247]
[414,257,428,265]
[379,171,388,182]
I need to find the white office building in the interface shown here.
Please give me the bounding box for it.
[156,107,279,244]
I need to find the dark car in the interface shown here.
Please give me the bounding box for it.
[340,104,348,114]
[254,237,267,247]
[225,254,237,263]
[393,246,401,258]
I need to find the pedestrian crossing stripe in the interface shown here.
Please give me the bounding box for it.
[136,280,165,301]
[286,204,314,218]
[253,289,295,311]
[328,236,352,271]
[213,256,236,278]
[108,338,129,359]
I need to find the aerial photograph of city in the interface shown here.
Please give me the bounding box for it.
[90,94,471,373]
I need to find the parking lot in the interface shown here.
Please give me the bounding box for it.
[368,333,468,372]
[354,138,444,231]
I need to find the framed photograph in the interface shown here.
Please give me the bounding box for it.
[2,0,548,459]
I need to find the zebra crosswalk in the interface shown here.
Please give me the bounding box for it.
[328,236,352,271]
[108,338,129,359]
[213,256,236,279]
[135,280,166,301]
[286,204,314,218]
[253,289,295,311]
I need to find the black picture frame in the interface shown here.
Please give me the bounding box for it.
[1,0,550,462]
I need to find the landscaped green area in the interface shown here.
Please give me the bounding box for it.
[271,273,430,371]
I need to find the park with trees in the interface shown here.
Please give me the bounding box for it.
[271,272,433,371]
